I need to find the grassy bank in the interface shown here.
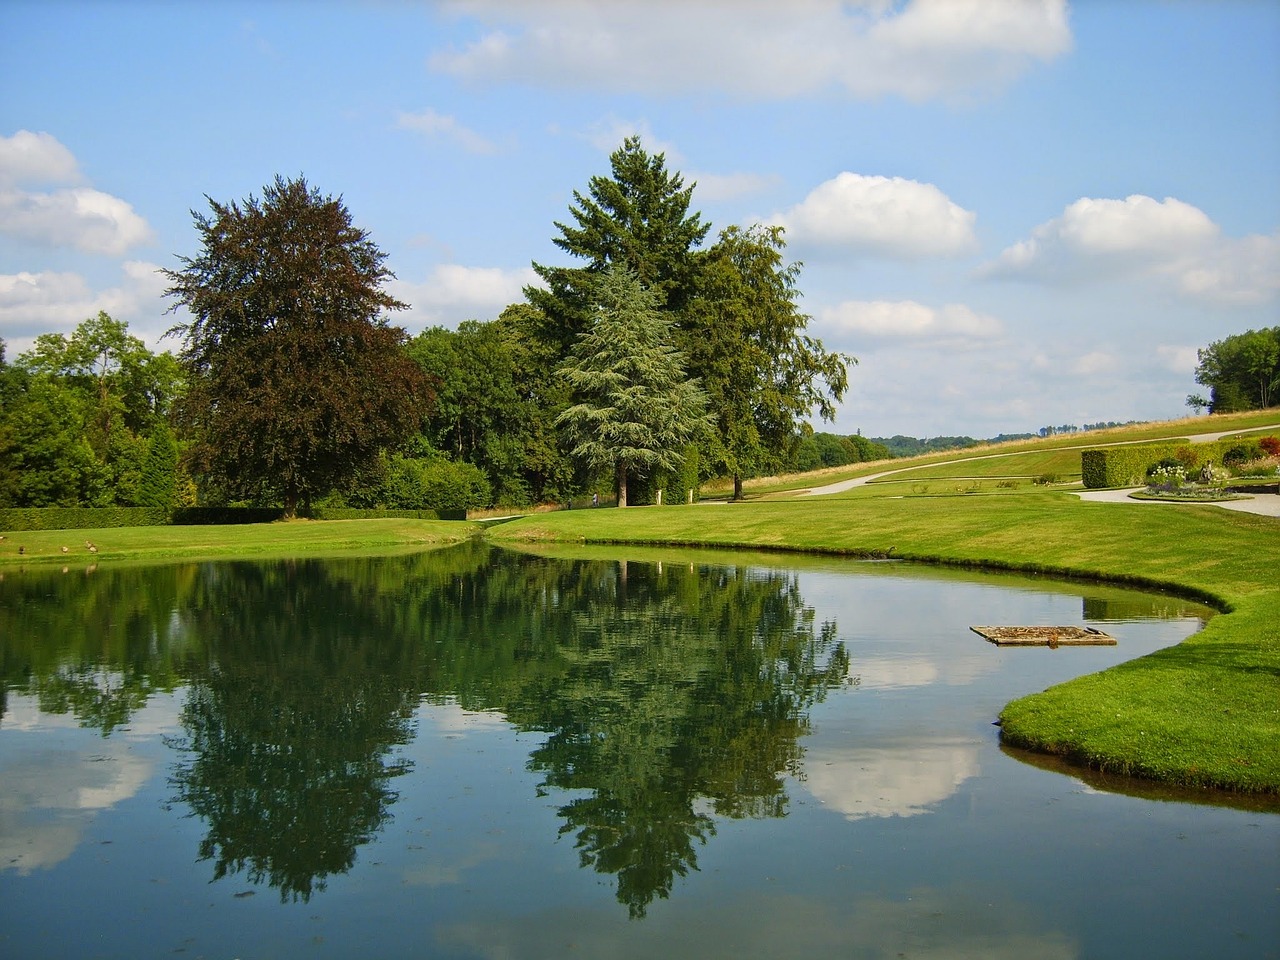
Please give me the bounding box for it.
[0,517,476,566]
[488,492,1280,794]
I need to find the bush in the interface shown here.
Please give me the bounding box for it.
[1145,457,1183,479]
[1258,436,1280,457]
[1222,441,1265,467]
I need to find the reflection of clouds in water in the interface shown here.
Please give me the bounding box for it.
[851,653,991,691]
[802,740,981,820]
[435,888,1076,959]
[402,838,507,888]
[422,701,511,735]
[0,693,181,874]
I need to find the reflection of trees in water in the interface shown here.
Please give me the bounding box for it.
[0,563,195,732]
[2,544,848,915]
[167,557,433,902]
[499,560,850,918]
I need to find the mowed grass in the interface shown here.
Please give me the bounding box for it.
[0,517,476,566]
[490,484,1280,795]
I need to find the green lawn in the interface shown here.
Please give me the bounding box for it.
[0,517,475,566]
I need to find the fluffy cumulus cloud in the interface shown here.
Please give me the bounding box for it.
[431,0,1071,101]
[0,130,153,255]
[390,263,538,330]
[820,299,1002,342]
[772,173,977,258]
[0,261,170,352]
[0,129,82,187]
[983,194,1280,305]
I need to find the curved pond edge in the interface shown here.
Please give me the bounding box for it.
[494,531,1276,800]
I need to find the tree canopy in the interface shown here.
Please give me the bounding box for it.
[527,135,709,354]
[163,175,429,516]
[1191,327,1280,413]
[685,224,852,498]
[556,265,710,506]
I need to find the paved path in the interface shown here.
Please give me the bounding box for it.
[800,423,1280,516]
[1071,486,1280,516]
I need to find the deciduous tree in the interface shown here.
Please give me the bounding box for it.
[685,225,852,498]
[163,176,428,516]
[1193,327,1280,412]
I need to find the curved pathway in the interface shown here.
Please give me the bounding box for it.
[800,423,1280,516]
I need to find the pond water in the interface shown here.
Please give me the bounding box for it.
[0,543,1275,959]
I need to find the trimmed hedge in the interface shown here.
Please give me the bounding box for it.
[1,505,465,531]
[1080,437,1269,488]
[310,507,463,522]
[0,507,172,531]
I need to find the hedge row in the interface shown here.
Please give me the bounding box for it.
[1080,436,1275,488]
[310,507,463,522]
[0,506,464,531]
[1081,443,1186,488]
[0,507,174,531]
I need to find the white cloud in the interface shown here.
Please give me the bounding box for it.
[581,116,680,159]
[390,263,538,330]
[398,108,499,154]
[1070,350,1118,376]
[0,130,82,187]
[431,0,1071,101]
[820,299,1002,342]
[1174,231,1280,306]
[0,130,153,255]
[1154,344,1199,375]
[0,186,153,255]
[982,195,1279,305]
[772,173,977,258]
[802,739,981,820]
[0,261,170,353]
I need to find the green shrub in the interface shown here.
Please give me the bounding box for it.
[1081,443,1184,488]
[1222,441,1265,466]
[0,507,171,531]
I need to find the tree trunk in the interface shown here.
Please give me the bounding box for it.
[616,462,628,508]
[283,489,298,520]
[733,473,743,501]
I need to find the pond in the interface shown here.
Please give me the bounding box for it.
[0,543,1275,959]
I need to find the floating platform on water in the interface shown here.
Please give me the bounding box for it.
[971,625,1117,647]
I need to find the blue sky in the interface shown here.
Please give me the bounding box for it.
[2,1,1278,439]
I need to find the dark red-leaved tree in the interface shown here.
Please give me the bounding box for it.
[164,175,428,516]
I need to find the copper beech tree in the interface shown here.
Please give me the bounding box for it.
[164,176,428,516]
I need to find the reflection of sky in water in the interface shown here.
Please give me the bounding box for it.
[433,887,1078,960]
[0,693,183,874]
[0,553,1269,960]
[802,739,983,820]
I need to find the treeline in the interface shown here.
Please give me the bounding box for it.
[1188,326,1280,414]
[0,139,855,513]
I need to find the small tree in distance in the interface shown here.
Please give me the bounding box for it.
[163,175,429,516]
[556,265,710,507]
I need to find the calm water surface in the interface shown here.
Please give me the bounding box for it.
[0,543,1275,959]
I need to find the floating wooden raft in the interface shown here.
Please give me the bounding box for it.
[971,625,1117,647]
